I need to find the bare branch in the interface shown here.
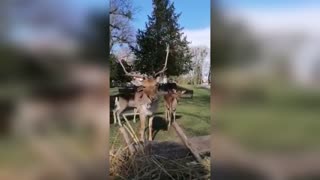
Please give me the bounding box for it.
[155,44,170,76]
[109,7,118,15]
[117,59,145,78]
[110,24,120,30]
[110,0,136,52]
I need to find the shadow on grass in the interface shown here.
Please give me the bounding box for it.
[154,112,164,116]
[146,116,168,140]
[146,115,182,140]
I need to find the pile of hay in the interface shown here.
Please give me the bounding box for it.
[110,141,210,179]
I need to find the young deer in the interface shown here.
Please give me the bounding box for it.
[164,89,186,129]
[113,44,170,141]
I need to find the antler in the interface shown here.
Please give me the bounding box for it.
[117,58,145,78]
[155,43,170,76]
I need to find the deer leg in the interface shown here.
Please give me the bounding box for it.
[113,110,117,124]
[139,114,146,142]
[114,110,118,125]
[173,110,176,123]
[117,112,122,126]
[114,97,120,125]
[165,108,171,130]
[165,108,168,122]
[133,108,137,123]
[116,105,128,127]
[152,130,159,140]
[167,109,171,130]
[148,116,154,141]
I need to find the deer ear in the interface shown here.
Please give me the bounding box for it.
[132,80,143,86]
[156,76,161,83]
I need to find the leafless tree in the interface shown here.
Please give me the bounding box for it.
[190,46,209,85]
[208,66,211,84]
[110,0,137,53]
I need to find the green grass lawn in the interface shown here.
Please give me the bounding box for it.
[0,129,102,170]
[110,85,211,148]
[215,82,320,152]
[0,137,39,169]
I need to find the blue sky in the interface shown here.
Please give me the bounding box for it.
[219,0,320,9]
[133,0,210,31]
[65,0,211,31]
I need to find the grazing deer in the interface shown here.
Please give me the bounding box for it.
[164,89,186,129]
[113,44,170,141]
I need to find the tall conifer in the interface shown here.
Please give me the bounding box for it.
[132,0,192,76]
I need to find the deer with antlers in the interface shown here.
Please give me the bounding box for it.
[113,44,169,141]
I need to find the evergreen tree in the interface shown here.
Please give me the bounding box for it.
[132,0,193,76]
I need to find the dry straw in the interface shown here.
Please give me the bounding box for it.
[110,138,210,179]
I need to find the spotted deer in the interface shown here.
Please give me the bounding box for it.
[163,89,186,129]
[113,44,170,141]
[113,87,152,126]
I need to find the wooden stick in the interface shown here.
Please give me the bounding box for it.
[171,121,203,163]
[123,116,140,143]
[119,127,135,155]
[123,124,139,144]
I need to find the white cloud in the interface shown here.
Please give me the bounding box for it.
[225,7,320,85]
[184,27,211,81]
[226,7,320,37]
[184,27,210,48]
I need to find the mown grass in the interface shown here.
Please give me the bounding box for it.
[109,85,211,147]
[0,129,101,170]
[215,82,320,152]
[0,137,38,168]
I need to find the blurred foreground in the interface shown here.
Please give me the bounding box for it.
[213,1,320,179]
[0,1,108,179]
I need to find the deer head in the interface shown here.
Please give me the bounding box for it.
[118,44,170,101]
[170,89,186,101]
